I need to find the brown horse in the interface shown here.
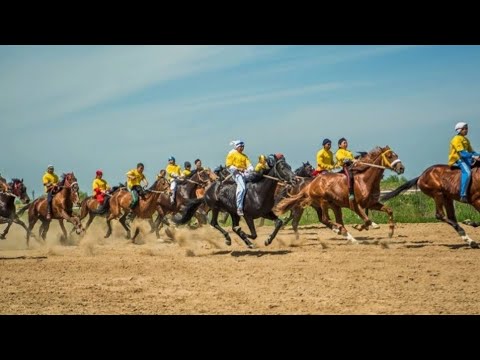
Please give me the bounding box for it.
[106,175,170,241]
[380,163,480,248]
[0,178,31,239]
[150,168,217,238]
[275,146,405,244]
[18,173,83,246]
[76,184,125,234]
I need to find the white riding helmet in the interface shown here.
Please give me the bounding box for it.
[455,122,468,133]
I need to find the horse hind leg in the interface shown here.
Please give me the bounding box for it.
[444,197,478,248]
[231,215,255,249]
[210,208,232,246]
[330,204,359,244]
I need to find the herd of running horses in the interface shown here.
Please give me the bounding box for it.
[1,145,480,249]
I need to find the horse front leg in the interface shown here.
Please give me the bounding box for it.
[262,211,283,246]
[0,216,12,239]
[58,219,68,245]
[368,202,395,238]
[58,210,84,236]
[119,212,131,239]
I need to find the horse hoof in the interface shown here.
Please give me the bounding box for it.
[470,241,479,249]
[0,235,5,240]
[264,239,271,246]
[225,240,231,246]
[247,243,255,249]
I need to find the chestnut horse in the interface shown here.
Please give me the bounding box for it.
[0,178,31,239]
[380,162,480,248]
[18,173,83,246]
[276,146,405,244]
[106,175,170,242]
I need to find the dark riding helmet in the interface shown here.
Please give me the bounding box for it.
[184,161,191,168]
[322,138,332,146]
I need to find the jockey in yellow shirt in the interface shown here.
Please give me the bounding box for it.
[316,138,335,175]
[42,164,59,220]
[335,137,357,201]
[126,163,148,209]
[92,170,111,214]
[182,161,192,178]
[449,122,480,203]
[255,154,269,174]
[226,140,254,216]
[166,156,182,205]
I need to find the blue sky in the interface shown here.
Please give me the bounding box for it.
[2,45,480,197]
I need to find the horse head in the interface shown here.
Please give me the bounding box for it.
[10,178,30,204]
[295,161,314,177]
[357,146,405,175]
[62,172,80,206]
[379,146,405,175]
[214,165,230,181]
[267,153,296,184]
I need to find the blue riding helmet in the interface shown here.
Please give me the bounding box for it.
[168,156,175,162]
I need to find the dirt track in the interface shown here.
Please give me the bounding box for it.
[1,219,480,314]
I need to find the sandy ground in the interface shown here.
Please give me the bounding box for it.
[1,217,480,314]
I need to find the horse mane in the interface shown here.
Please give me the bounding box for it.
[358,146,384,162]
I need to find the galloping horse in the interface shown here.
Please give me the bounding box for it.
[106,175,170,241]
[0,178,31,239]
[276,146,405,243]
[150,169,216,238]
[18,173,83,246]
[380,162,480,248]
[77,184,124,233]
[174,154,297,248]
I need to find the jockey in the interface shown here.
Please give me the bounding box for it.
[92,170,111,214]
[166,156,181,205]
[315,138,335,175]
[182,161,192,178]
[335,137,358,201]
[126,163,148,209]
[225,140,254,216]
[190,159,204,177]
[255,154,269,174]
[449,122,480,203]
[42,164,59,220]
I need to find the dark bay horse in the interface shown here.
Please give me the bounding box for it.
[380,162,480,248]
[174,154,296,248]
[276,146,405,244]
[0,178,31,239]
[106,176,170,241]
[18,173,83,246]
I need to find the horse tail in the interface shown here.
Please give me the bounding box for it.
[17,202,32,217]
[380,177,419,202]
[275,187,311,215]
[172,198,204,225]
